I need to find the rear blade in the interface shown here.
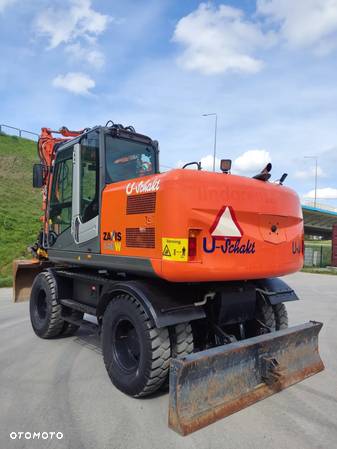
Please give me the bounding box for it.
[168,321,324,435]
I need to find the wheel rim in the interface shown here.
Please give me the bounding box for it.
[36,290,47,320]
[112,318,141,373]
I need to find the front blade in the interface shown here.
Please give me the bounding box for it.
[168,321,324,435]
[12,259,46,302]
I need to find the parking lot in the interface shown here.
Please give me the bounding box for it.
[0,272,336,449]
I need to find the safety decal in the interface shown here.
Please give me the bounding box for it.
[209,206,243,240]
[203,206,255,254]
[162,238,188,262]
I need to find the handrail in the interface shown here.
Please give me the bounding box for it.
[0,124,39,140]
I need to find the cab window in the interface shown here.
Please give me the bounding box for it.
[80,131,99,223]
[105,135,155,184]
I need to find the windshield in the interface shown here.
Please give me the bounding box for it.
[105,135,156,184]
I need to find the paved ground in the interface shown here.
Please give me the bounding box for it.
[0,272,336,449]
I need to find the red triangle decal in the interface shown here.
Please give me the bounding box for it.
[209,206,243,240]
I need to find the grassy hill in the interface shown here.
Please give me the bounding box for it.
[0,134,41,287]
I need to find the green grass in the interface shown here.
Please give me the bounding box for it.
[301,267,337,275]
[305,240,331,247]
[304,241,332,267]
[0,134,41,287]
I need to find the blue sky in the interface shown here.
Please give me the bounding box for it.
[0,0,337,205]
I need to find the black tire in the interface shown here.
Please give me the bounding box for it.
[29,271,64,339]
[159,323,194,392]
[256,296,276,331]
[170,323,194,357]
[60,310,84,337]
[247,295,276,337]
[102,294,171,397]
[273,303,288,330]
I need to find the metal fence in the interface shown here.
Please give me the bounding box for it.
[304,244,332,267]
[0,124,39,140]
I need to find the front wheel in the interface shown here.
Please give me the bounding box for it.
[30,271,64,339]
[102,294,171,397]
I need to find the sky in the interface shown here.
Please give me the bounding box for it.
[0,0,337,205]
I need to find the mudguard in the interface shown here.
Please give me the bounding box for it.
[98,280,206,328]
[255,277,299,305]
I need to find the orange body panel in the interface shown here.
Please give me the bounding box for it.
[101,170,304,282]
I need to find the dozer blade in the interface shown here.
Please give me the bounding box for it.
[13,259,50,303]
[169,321,324,435]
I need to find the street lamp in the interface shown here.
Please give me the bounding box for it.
[202,113,218,172]
[304,156,318,208]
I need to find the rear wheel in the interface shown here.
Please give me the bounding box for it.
[273,303,288,330]
[256,297,276,331]
[159,322,194,391]
[102,294,171,397]
[30,271,64,339]
[246,295,276,337]
[170,323,194,357]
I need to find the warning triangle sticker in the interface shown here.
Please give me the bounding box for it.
[163,244,171,257]
[209,206,243,240]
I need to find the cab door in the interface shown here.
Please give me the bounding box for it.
[71,131,100,246]
[48,145,75,249]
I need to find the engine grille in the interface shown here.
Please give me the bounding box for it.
[126,227,155,248]
[126,192,156,215]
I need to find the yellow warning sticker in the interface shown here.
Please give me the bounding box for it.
[162,238,188,262]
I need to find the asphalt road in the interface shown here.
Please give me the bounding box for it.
[0,272,336,449]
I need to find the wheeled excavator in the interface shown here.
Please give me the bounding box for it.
[13,122,324,435]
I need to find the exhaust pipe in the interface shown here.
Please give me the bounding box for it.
[169,321,324,435]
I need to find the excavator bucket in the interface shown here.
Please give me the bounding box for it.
[169,321,324,435]
[13,259,49,303]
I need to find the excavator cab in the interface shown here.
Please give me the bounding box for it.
[14,125,159,299]
[46,127,157,249]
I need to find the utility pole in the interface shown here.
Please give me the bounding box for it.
[203,113,218,172]
[304,156,318,208]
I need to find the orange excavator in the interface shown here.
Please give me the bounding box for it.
[13,122,324,435]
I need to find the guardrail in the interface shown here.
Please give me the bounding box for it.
[303,201,337,213]
[0,124,39,140]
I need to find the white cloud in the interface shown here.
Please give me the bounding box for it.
[200,154,221,171]
[257,0,337,53]
[294,165,326,179]
[173,1,337,76]
[172,3,269,75]
[0,0,15,13]
[52,72,95,95]
[65,43,105,68]
[304,187,337,199]
[232,149,271,174]
[36,0,111,49]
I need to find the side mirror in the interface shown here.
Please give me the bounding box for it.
[33,163,44,188]
[220,159,232,173]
